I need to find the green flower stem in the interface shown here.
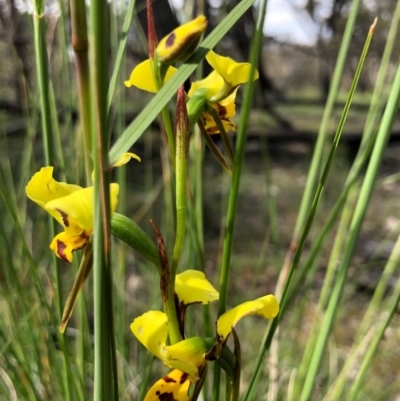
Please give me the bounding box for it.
[89,0,118,398]
[32,11,53,168]
[161,107,176,169]
[170,94,189,279]
[212,1,267,399]
[111,7,128,363]
[198,120,232,176]
[32,4,73,400]
[70,0,93,177]
[151,220,182,345]
[205,104,235,166]
[165,279,182,344]
[69,0,92,389]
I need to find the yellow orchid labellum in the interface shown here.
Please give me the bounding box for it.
[217,295,279,341]
[124,59,177,93]
[156,15,207,63]
[143,369,191,401]
[26,152,137,262]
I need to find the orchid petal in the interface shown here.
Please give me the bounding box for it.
[217,295,279,340]
[206,50,259,88]
[26,167,82,224]
[45,184,119,237]
[124,59,177,93]
[175,270,219,305]
[156,15,207,63]
[143,369,191,401]
[130,311,168,360]
[112,152,141,167]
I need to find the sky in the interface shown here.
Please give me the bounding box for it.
[171,0,328,46]
[263,0,321,46]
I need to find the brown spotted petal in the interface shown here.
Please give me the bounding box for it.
[156,15,207,63]
[49,231,89,263]
[143,369,191,401]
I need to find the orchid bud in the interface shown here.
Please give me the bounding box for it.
[156,15,207,63]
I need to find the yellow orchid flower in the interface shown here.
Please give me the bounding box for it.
[206,50,259,99]
[188,70,239,134]
[131,270,218,378]
[124,59,177,93]
[143,369,191,401]
[131,294,278,381]
[156,15,207,63]
[131,310,208,379]
[131,270,279,383]
[26,153,138,262]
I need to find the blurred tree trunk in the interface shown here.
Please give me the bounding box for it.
[136,0,178,43]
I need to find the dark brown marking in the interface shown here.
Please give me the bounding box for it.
[56,209,69,227]
[165,32,176,48]
[179,372,189,384]
[163,376,177,384]
[154,390,176,401]
[57,240,68,262]
[217,104,227,118]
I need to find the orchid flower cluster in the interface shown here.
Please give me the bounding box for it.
[124,13,258,175]
[26,153,140,263]
[25,3,279,401]
[132,270,279,401]
[122,9,278,401]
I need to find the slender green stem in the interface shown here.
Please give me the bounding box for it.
[70,0,93,177]
[32,4,73,400]
[275,0,363,298]
[243,18,377,401]
[299,21,400,401]
[89,0,117,399]
[161,106,176,169]
[170,95,189,279]
[347,237,400,401]
[107,0,137,109]
[212,1,267,400]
